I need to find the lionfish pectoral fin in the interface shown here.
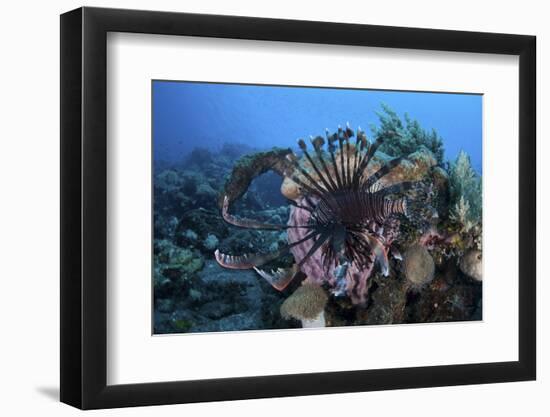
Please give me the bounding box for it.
[365,235,390,277]
[215,230,320,271]
[215,248,287,269]
[222,195,288,230]
[215,249,255,269]
[253,264,299,291]
[297,231,331,269]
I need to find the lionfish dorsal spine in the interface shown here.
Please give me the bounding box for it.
[221,195,314,231]
[310,136,339,192]
[299,138,338,194]
[363,156,403,188]
[353,135,384,187]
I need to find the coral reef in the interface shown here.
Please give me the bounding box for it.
[153,239,205,299]
[153,143,296,333]
[155,260,296,333]
[153,109,482,333]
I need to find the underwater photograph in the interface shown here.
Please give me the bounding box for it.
[152,81,483,334]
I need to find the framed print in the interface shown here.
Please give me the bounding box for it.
[60,6,536,409]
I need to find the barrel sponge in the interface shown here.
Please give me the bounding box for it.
[404,244,435,288]
[280,282,328,321]
[459,250,482,282]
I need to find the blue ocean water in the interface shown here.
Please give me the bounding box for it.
[153,81,482,172]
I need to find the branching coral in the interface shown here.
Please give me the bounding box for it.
[449,195,475,232]
[448,151,482,232]
[370,103,445,164]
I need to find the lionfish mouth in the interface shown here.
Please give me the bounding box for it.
[216,123,414,294]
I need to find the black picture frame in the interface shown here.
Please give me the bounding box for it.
[60,6,536,410]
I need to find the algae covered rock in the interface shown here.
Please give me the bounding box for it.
[175,208,229,243]
[153,238,205,300]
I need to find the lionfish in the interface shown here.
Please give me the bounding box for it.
[215,124,417,304]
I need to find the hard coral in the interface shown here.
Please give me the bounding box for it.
[280,282,328,327]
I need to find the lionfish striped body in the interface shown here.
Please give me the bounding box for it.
[215,124,415,304]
